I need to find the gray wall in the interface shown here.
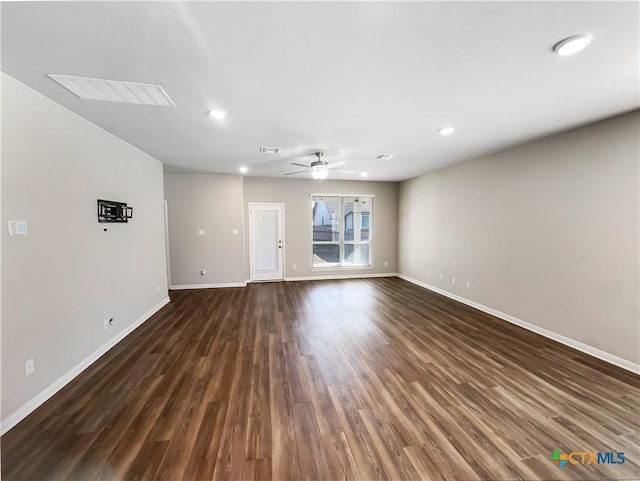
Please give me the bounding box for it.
[1,73,169,421]
[164,173,246,286]
[399,110,640,364]
[243,177,398,279]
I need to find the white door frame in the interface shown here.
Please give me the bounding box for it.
[163,200,172,289]
[249,203,285,281]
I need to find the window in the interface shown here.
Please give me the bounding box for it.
[312,195,372,267]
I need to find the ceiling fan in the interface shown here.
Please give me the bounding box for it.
[284,152,346,180]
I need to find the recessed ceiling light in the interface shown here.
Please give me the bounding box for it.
[438,126,455,136]
[360,172,368,177]
[553,34,592,56]
[239,166,248,174]
[208,109,226,120]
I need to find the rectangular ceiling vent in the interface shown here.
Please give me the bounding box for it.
[46,74,175,107]
[260,147,280,154]
[376,154,395,160]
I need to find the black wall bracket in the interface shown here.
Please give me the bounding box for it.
[97,199,133,223]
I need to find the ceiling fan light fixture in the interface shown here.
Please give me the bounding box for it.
[311,165,329,180]
[284,151,343,178]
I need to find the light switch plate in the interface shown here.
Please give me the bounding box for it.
[25,358,34,376]
[9,221,28,236]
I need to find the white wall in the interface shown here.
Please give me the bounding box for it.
[243,177,398,279]
[163,173,246,287]
[399,110,639,366]
[162,175,398,285]
[1,73,169,428]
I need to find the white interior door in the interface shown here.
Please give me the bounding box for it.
[250,203,284,281]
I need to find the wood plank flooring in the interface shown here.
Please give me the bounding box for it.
[2,277,639,480]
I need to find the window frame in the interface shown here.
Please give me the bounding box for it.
[310,193,374,270]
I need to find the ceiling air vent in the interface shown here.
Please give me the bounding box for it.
[46,74,175,106]
[260,147,280,154]
[376,154,395,160]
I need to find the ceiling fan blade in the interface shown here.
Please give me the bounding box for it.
[326,160,346,169]
[290,162,311,168]
[283,170,308,176]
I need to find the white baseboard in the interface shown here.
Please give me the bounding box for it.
[170,282,247,290]
[0,296,171,436]
[285,272,398,282]
[396,274,640,375]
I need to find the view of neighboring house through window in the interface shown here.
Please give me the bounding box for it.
[312,195,372,267]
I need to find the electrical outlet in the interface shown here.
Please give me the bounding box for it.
[200,269,206,276]
[292,264,297,270]
[384,260,389,267]
[440,273,444,280]
[198,229,205,235]
[466,281,471,289]
[156,284,160,292]
[452,277,456,285]
[25,358,35,376]
[103,319,109,330]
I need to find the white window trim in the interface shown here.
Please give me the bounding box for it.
[311,265,375,272]
[310,193,374,269]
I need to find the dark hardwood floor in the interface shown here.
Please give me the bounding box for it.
[2,277,639,481]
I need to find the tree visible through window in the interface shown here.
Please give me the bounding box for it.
[312,195,372,267]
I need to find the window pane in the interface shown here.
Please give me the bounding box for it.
[345,212,353,231]
[313,244,340,265]
[313,198,340,242]
[360,199,370,241]
[343,197,370,242]
[344,244,370,265]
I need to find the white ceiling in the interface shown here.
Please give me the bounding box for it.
[2,1,638,182]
